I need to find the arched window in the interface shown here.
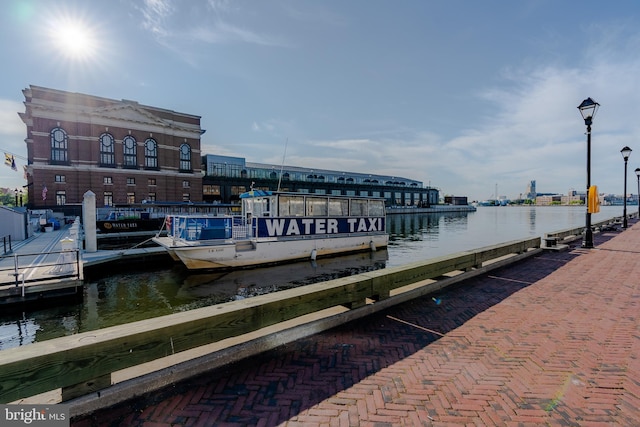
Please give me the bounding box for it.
[123,135,137,168]
[144,138,158,169]
[179,143,191,172]
[99,133,115,166]
[50,127,68,163]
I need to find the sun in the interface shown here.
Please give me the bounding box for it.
[48,17,99,62]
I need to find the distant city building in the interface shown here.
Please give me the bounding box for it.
[535,195,562,205]
[526,180,536,200]
[20,86,204,209]
[444,196,468,205]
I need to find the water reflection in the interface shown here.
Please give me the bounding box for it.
[0,250,389,349]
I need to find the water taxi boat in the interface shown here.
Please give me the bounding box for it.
[152,190,388,270]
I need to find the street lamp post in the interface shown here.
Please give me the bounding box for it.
[621,146,632,228]
[14,188,18,207]
[636,167,640,218]
[578,97,600,248]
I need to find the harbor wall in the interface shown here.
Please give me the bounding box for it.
[386,205,476,214]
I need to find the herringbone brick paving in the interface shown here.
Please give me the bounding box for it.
[73,222,640,426]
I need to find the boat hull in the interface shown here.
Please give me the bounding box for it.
[152,234,388,270]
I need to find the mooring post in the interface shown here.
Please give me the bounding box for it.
[83,190,97,253]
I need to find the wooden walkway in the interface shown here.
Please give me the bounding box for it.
[71,220,640,426]
[0,226,166,300]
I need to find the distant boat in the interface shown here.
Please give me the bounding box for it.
[477,200,499,206]
[152,191,389,270]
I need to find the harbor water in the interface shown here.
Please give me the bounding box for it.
[0,205,623,349]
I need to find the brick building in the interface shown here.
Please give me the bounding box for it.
[19,85,204,209]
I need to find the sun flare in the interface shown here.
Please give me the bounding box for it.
[49,19,98,61]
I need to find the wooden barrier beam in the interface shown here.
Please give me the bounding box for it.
[366,252,475,300]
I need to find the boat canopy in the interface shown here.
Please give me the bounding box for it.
[240,190,273,198]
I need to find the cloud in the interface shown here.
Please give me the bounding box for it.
[138,0,289,49]
[0,99,25,138]
[139,0,174,38]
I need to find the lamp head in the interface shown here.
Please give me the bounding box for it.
[578,97,600,126]
[621,146,632,161]
[635,167,640,178]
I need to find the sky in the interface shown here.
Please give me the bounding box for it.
[2,0,640,202]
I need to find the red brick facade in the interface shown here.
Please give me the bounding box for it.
[19,86,203,208]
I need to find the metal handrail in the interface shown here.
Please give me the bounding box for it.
[1,235,11,255]
[0,248,81,288]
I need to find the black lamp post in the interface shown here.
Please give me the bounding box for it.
[14,188,18,207]
[635,167,640,218]
[578,97,600,248]
[621,146,632,228]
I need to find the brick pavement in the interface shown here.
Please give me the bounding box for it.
[72,222,640,426]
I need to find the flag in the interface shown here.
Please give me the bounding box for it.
[588,185,600,213]
[4,153,17,171]
[42,185,48,201]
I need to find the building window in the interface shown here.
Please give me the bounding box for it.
[56,190,66,206]
[203,185,220,195]
[104,192,113,207]
[123,135,137,168]
[182,180,190,188]
[50,127,68,164]
[127,192,135,204]
[230,186,246,196]
[147,192,156,202]
[179,143,191,172]
[99,133,115,166]
[103,176,113,185]
[55,175,66,183]
[127,177,135,185]
[182,193,190,202]
[144,138,158,169]
[148,178,156,186]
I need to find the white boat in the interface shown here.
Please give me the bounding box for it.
[152,190,389,270]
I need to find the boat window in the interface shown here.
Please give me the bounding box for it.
[306,197,328,216]
[368,200,385,216]
[279,195,305,216]
[350,199,367,216]
[251,198,270,217]
[328,198,349,216]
